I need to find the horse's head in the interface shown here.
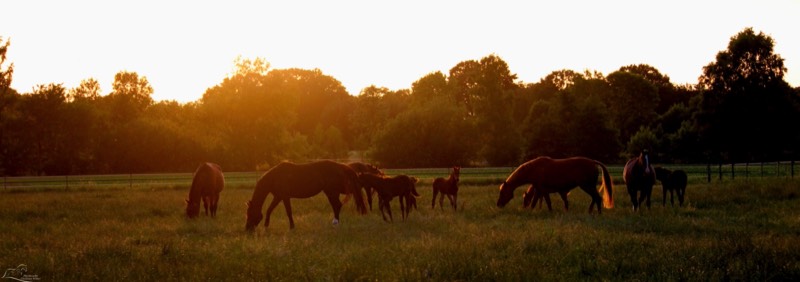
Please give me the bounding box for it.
[522,189,534,208]
[452,166,461,182]
[185,199,201,218]
[245,200,263,232]
[640,149,651,174]
[496,181,515,207]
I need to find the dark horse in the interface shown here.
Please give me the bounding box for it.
[245,160,367,230]
[522,185,558,211]
[358,173,420,222]
[432,166,460,210]
[346,162,384,210]
[186,162,224,218]
[497,157,614,213]
[654,166,688,206]
[623,150,656,211]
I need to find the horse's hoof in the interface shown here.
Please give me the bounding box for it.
[332,218,339,226]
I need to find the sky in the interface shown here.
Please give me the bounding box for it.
[2,0,799,103]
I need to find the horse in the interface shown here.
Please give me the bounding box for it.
[358,173,420,222]
[623,150,656,211]
[654,166,688,206]
[245,160,367,231]
[522,185,559,211]
[432,166,460,210]
[186,162,225,218]
[346,162,385,210]
[497,156,614,214]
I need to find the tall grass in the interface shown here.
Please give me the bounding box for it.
[0,179,798,280]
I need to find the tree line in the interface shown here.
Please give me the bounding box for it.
[1,28,798,176]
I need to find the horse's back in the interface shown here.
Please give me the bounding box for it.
[191,162,224,196]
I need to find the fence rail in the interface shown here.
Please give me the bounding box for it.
[2,161,796,190]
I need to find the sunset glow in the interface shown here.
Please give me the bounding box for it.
[2,0,799,102]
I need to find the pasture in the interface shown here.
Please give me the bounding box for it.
[0,174,798,280]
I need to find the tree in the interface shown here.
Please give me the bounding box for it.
[0,36,16,175]
[107,71,154,122]
[606,71,659,146]
[697,28,799,161]
[371,96,478,167]
[68,78,102,102]
[449,55,520,165]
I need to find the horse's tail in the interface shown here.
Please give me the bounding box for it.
[345,169,368,215]
[595,160,614,209]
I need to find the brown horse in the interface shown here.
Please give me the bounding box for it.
[623,150,656,211]
[186,162,224,218]
[522,185,559,211]
[245,160,367,230]
[358,173,420,222]
[432,166,460,210]
[346,162,385,210]
[654,166,688,207]
[497,156,614,213]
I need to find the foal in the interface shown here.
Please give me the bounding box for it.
[432,166,460,210]
[359,173,419,222]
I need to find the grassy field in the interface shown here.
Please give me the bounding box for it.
[1,177,799,281]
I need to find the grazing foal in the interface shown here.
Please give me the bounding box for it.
[432,166,460,210]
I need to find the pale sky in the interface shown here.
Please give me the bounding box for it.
[2,0,799,103]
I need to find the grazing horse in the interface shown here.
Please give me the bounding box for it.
[358,173,420,222]
[346,162,385,210]
[654,167,688,206]
[623,150,656,211]
[522,185,559,211]
[245,160,367,231]
[497,156,614,213]
[186,162,224,218]
[432,166,460,210]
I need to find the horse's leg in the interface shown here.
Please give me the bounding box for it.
[400,195,407,221]
[438,192,445,210]
[203,196,210,216]
[544,193,553,211]
[431,188,439,209]
[263,197,282,228]
[211,195,219,217]
[559,192,569,211]
[282,199,295,229]
[447,194,456,210]
[643,186,652,209]
[663,185,668,207]
[386,198,394,222]
[366,186,374,210]
[324,190,343,225]
[628,188,639,211]
[379,197,389,222]
[678,187,685,206]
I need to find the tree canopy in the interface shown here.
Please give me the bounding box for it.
[0,28,798,175]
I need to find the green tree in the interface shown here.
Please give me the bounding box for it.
[449,55,520,165]
[697,27,799,161]
[371,97,478,167]
[606,71,659,146]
